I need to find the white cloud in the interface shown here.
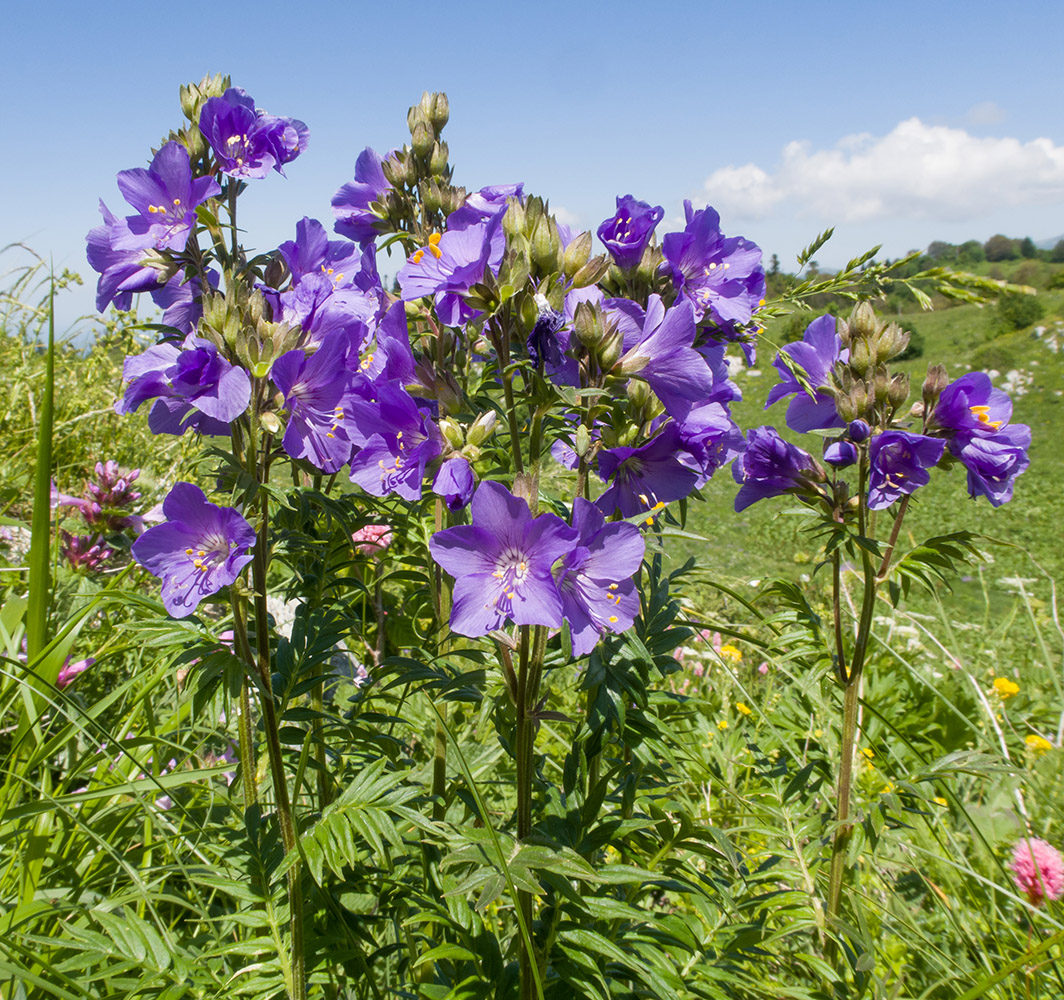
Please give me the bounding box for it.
[702,118,1064,224]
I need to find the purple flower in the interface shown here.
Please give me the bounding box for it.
[347,386,441,500]
[117,337,251,437]
[86,202,164,312]
[527,294,565,369]
[732,427,824,512]
[597,194,664,270]
[555,498,645,657]
[823,439,858,468]
[932,372,1015,438]
[131,482,255,618]
[272,330,360,473]
[765,315,846,432]
[662,201,765,328]
[675,402,745,484]
[432,456,475,511]
[446,183,523,233]
[950,425,1030,507]
[616,296,714,417]
[57,657,94,689]
[930,372,1031,506]
[596,424,702,518]
[397,221,503,327]
[867,431,945,509]
[332,147,392,245]
[428,481,578,637]
[112,142,221,253]
[199,88,308,178]
[278,217,366,287]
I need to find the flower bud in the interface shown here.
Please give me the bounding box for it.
[502,199,527,241]
[849,337,872,376]
[562,231,592,278]
[922,363,949,411]
[873,365,890,405]
[876,323,909,363]
[835,393,857,422]
[418,179,443,215]
[851,301,877,339]
[382,152,408,188]
[887,372,910,409]
[597,328,623,370]
[428,92,449,131]
[259,410,282,435]
[909,401,926,419]
[531,217,560,273]
[263,254,289,291]
[837,318,853,348]
[575,424,591,458]
[411,121,434,159]
[850,382,869,416]
[429,141,449,177]
[570,254,611,289]
[467,410,498,447]
[572,301,602,349]
[848,419,871,443]
[824,439,858,468]
[626,378,652,412]
[439,416,464,451]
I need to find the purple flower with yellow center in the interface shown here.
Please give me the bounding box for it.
[597,194,664,270]
[932,372,1014,438]
[662,201,766,328]
[432,456,475,511]
[111,142,221,252]
[555,498,645,657]
[676,402,745,484]
[278,217,365,287]
[732,427,824,512]
[596,424,702,518]
[397,220,503,327]
[765,315,847,432]
[199,88,308,179]
[429,481,578,637]
[332,147,392,245]
[950,424,1030,506]
[867,430,945,509]
[117,336,251,437]
[347,386,441,500]
[131,483,255,618]
[272,329,360,473]
[615,296,714,417]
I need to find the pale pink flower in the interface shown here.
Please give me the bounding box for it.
[352,524,393,556]
[757,662,769,675]
[1010,837,1064,905]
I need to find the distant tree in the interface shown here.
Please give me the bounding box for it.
[926,240,957,261]
[1020,236,1038,258]
[1051,240,1064,263]
[957,239,985,265]
[984,233,1019,262]
[995,291,1044,331]
[769,253,780,275]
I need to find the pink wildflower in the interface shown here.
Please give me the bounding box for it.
[757,662,769,675]
[1010,838,1064,905]
[56,657,94,689]
[352,524,393,556]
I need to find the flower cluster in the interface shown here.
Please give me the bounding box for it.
[53,462,145,572]
[735,304,1030,515]
[1010,837,1064,906]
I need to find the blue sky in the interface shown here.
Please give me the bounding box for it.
[4,0,1063,332]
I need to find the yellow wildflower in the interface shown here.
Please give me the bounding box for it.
[719,643,743,664]
[993,677,1020,698]
[717,719,729,731]
[861,747,875,760]
[933,796,948,807]
[1026,733,1053,755]
[735,702,753,716]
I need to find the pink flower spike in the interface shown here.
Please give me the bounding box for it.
[1010,838,1064,905]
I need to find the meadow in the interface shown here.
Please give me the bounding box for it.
[1,82,1062,1000]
